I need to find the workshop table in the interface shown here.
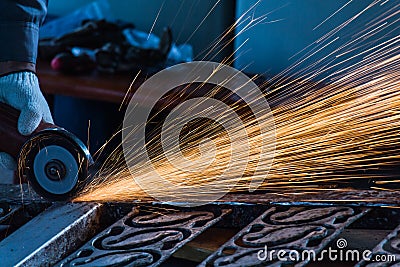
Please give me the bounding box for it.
[37,61,146,104]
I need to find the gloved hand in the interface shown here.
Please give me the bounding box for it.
[0,71,53,183]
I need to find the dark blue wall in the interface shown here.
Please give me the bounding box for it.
[234,0,378,77]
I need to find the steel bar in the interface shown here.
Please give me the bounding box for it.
[216,190,400,207]
[2,184,400,207]
[0,202,51,243]
[0,203,102,267]
[199,206,369,267]
[58,206,231,267]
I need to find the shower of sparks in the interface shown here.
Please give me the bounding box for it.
[147,0,165,40]
[74,0,400,203]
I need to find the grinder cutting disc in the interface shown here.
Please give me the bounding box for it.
[19,128,93,201]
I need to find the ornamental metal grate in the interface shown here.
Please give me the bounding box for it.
[1,184,400,267]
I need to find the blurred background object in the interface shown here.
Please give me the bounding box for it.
[37,0,394,161]
[40,0,235,154]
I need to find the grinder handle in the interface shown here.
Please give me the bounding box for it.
[0,102,55,158]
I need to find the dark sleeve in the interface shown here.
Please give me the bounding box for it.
[0,0,48,64]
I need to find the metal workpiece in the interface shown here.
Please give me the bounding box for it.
[356,224,400,266]
[0,203,20,223]
[217,190,400,207]
[3,184,400,207]
[58,206,231,267]
[0,203,22,237]
[0,202,49,243]
[2,185,400,266]
[199,206,368,267]
[0,202,102,267]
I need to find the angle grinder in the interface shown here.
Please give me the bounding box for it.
[0,102,93,201]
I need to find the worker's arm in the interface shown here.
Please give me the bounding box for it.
[0,0,48,74]
[0,0,53,134]
[0,0,53,180]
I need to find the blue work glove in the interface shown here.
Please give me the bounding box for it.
[0,71,53,183]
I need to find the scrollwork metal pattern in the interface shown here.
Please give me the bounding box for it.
[199,206,368,267]
[58,206,230,267]
[356,224,400,267]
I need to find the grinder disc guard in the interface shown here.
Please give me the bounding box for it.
[18,128,93,201]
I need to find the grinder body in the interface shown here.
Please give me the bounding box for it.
[0,103,93,201]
